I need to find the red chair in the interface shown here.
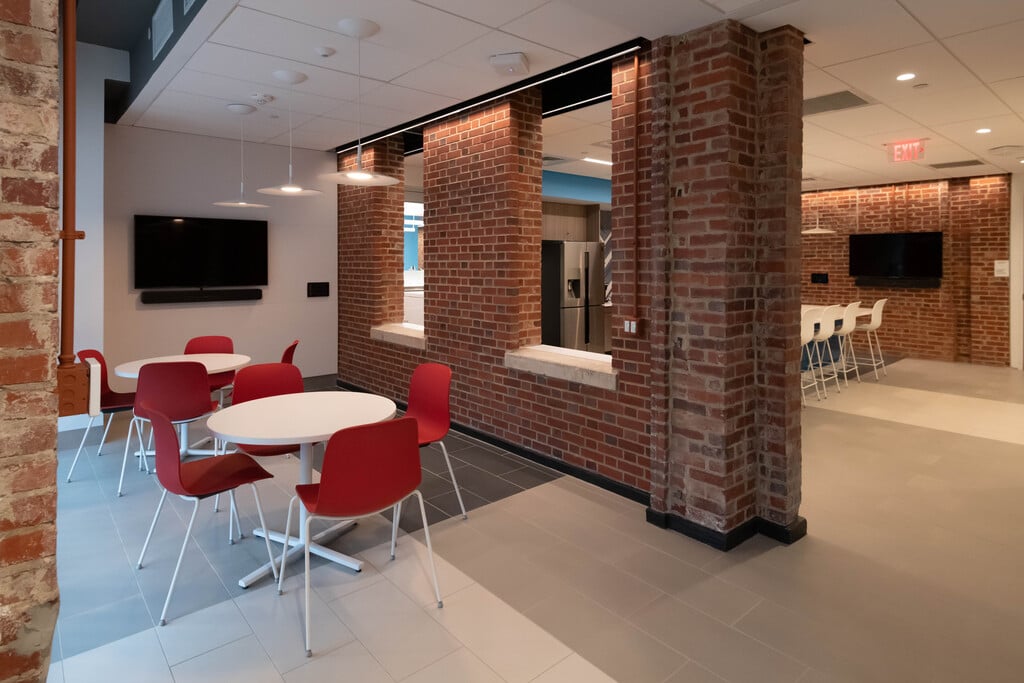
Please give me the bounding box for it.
[67,349,136,483]
[119,361,218,497]
[280,339,299,365]
[404,363,466,519]
[136,406,277,625]
[276,417,442,657]
[185,335,235,404]
[230,362,304,457]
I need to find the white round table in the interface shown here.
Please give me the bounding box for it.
[206,391,397,587]
[114,353,251,379]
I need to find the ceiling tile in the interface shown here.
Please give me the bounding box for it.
[239,0,492,60]
[438,30,574,75]
[167,69,344,116]
[558,0,722,40]
[886,86,1012,126]
[358,83,458,115]
[933,114,1024,158]
[990,77,1024,111]
[391,61,499,100]
[899,0,1024,38]
[501,2,638,58]
[808,104,920,138]
[944,20,1024,84]
[803,64,850,99]
[416,0,549,28]
[743,0,932,67]
[823,41,979,104]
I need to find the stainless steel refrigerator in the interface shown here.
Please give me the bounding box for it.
[541,240,608,353]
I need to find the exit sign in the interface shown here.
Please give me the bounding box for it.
[889,139,925,162]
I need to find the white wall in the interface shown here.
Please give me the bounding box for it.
[103,124,338,386]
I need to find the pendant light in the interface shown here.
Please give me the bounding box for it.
[321,18,400,187]
[214,103,269,208]
[802,193,836,235]
[258,69,322,197]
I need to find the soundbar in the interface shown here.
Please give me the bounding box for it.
[140,289,263,304]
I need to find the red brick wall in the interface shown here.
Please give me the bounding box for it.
[800,176,1010,365]
[337,21,804,542]
[0,0,60,680]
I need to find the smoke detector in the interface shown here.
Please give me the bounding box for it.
[489,52,529,76]
[250,92,275,106]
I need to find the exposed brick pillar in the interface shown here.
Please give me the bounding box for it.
[646,20,805,548]
[422,90,543,359]
[0,0,61,680]
[337,137,405,383]
[754,26,804,531]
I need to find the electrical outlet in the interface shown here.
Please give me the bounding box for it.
[630,320,637,333]
[624,320,631,332]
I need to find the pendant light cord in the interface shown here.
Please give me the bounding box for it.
[355,34,364,168]
[238,116,245,198]
[288,84,294,184]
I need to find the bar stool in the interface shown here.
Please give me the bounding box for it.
[811,305,842,397]
[833,301,862,386]
[800,308,822,405]
[855,298,889,380]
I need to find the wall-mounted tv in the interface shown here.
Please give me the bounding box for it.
[134,215,268,289]
[848,231,942,280]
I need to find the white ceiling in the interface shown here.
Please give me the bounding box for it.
[120,0,1024,191]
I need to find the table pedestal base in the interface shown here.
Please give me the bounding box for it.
[238,520,362,588]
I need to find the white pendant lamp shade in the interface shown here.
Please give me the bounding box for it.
[321,18,400,187]
[214,103,269,208]
[258,69,322,197]
[802,195,836,235]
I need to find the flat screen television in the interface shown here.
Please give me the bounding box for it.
[848,231,942,279]
[134,215,268,289]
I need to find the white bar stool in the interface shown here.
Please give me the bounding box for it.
[855,298,889,380]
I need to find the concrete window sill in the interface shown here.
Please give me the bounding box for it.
[370,323,426,350]
[504,344,617,391]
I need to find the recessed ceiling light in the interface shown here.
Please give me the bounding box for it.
[896,72,916,81]
[583,157,612,166]
[1019,159,1024,164]
[976,128,992,134]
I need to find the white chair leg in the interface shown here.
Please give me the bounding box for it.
[118,417,141,496]
[390,502,401,560]
[874,329,887,376]
[812,342,828,399]
[67,415,96,483]
[250,483,278,581]
[228,490,243,543]
[865,330,880,381]
[97,413,116,455]
[159,498,200,626]
[824,340,841,393]
[304,515,314,658]
[438,441,467,520]
[138,488,168,569]
[277,496,297,595]
[413,491,443,608]
[844,335,861,383]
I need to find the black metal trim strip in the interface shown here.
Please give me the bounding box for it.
[646,509,808,551]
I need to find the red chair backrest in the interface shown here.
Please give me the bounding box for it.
[144,406,190,496]
[184,335,233,354]
[315,417,422,518]
[404,363,451,445]
[232,363,303,405]
[134,361,212,422]
[280,340,299,365]
[77,349,113,399]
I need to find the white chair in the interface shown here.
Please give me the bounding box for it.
[811,305,842,396]
[833,301,862,386]
[855,298,889,380]
[800,309,822,405]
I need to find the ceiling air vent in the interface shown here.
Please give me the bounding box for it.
[803,90,871,116]
[543,155,571,166]
[929,160,984,169]
[988,145,1024,157]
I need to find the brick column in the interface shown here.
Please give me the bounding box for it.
[0,0,61,680]
[337,137,406,385]
[646,20,805,548]
[422,90,543,363]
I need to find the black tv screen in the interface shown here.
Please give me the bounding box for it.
[848,231,942,279]
[134,215,268,289]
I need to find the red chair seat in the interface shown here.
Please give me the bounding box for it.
[179,451,273,499]
[238,442,300,458]
[102,392,136,413]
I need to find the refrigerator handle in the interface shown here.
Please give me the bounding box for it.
[583,251,590,344]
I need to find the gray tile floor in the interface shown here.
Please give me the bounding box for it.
[52,377,560,662]
[51,360,1024,681]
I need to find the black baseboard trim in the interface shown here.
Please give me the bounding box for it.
[335,377,650,507]
[646,508,808,551]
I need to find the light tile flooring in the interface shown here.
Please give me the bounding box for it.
[49,359,1024,682]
